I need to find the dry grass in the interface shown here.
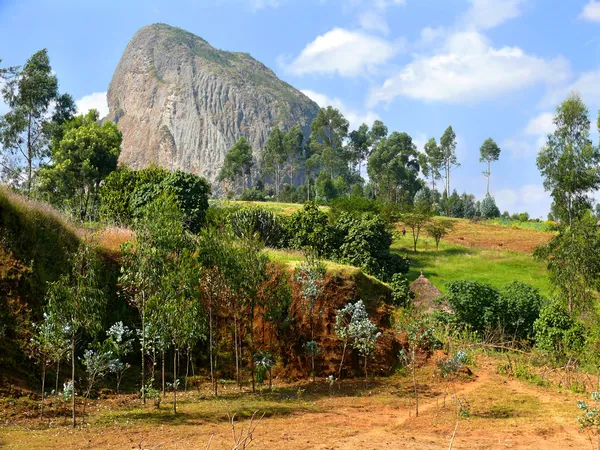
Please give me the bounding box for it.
[0,357,589,449]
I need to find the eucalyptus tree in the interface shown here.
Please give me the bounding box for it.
[45,241,105,427]
[439,126,460,211]
[295,254,326,381]
[310,106,349,178]
[119,193,188,405]
[29,311,69,418]
[422,138,443,197]
[537,93,600,226]
[479,138,501,195]
[262,126,286,198]
[219,137,254,193]
[0,49,75,196]
[348,123,370,176]
[283,124,304,185]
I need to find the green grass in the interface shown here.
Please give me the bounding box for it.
[392,234,551,296]
[225,200,329,216]
[486,218,556,232]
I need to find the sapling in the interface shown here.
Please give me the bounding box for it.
[295,254,326,381]
[347,301,381,386]
[105,321,134,393]
[81,347,113,420]
[577,392,600,449]
[253,351,275,390]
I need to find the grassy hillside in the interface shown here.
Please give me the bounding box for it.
[393,233,551,296]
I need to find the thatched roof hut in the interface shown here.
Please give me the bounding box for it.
[410,272,450,313]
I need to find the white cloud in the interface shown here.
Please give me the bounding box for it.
[287,28,400,77]
[524,112,555,136]
[358,10,390,34]
[495,184,551,218]
[76,92,108,118]
[580,1,600,22]
[461,0,527,30]
[542,67,600,107]
[502,111,554,158]
[368,31,569,106]
[301,89,378,130]
[249,0,281,11]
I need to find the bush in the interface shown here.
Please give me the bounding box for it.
[390,273,413,307]
[230,207,285,248]
[497,282,545,341]
[286,202,337,256]
[240,188,266,201]
[131,170,211,233]
[333,212,408,281]
[519,212,530,222]
[444,281,500,333]
[534,301,585,359]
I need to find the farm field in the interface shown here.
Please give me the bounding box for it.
[0,356,589,449]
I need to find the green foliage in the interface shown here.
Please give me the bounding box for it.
[425,219,454,250]
[534,300,585,359]
[286,202,335,256]
[333,212,406,281]
[100,166,210,232]
[443,281,500,333]
[131,170,211,233]
[497,282,545,342]
[230,207,285,248]
[479,138,501,194]
[219,137,253,192]
[534,211,600,313]
[577,392,600,446]
[537,93,600,225]
[0,49,75,195]
[479,193,500,219]
[38,110,122,220]
[367,131,421,204]
[390,273,413,307]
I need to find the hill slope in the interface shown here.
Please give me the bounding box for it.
[107,23,319,183]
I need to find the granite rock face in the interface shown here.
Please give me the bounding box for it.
[107,23,319,183]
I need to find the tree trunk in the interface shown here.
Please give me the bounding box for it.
[338,341,347,385]
[364,356,368,388]
[27,113,32,198]
[162,350,165,398]
[173,348,177,414]
[40,362,46,419]
[185,347,190,392]
[412,350,418,417]
[141,296,146,405]
[71,333,76,428]
[234,313,240,388]
[487,161,491,195]
[209,306,215,395]
[55,359,60,395]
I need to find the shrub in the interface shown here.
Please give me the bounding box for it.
[240,188,266,201]
[534,300,585,359]
[131,170,211,233]
[333,212,408,281]
[443,281,500,333]
[286,202,337,256]
[390,273,414,307]
[230,207,285,248]
[497,282,545,341]
[519,212,530,222]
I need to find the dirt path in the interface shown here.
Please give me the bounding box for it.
[1,366,591,449]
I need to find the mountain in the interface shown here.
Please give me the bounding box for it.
[107,23,319,184]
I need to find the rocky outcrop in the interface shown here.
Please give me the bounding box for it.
[107,23,319,183]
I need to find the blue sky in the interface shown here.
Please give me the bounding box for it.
[2,0,600,218]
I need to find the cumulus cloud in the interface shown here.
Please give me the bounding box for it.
[502,111,555,158]
[301,89,378,130]
[76,92,108,118]
[368,31,569,106]
[495,184,551,218]
[461,0,527,30]
[580,1,600,22]
[541,67,600,107]
[287,28,400,77]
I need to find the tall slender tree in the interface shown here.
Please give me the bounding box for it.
[0,49,75,196]
[310,106,349,178]
[439,126,459,214]
[537,93,600,225]
[479,138,501,195]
